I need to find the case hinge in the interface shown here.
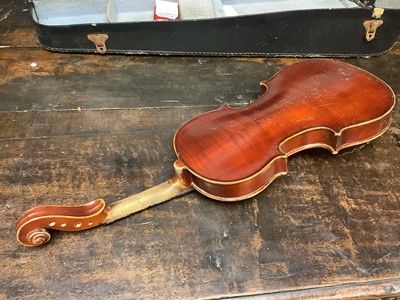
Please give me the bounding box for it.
[87,34,109,54]
[363,20,383,42]
[372,7,384,19]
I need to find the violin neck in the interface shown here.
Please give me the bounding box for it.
[106,178,192,224]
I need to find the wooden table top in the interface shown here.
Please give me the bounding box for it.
[1,1,399,299]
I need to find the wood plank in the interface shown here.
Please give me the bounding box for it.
[0,105,399,299]
[0,48,286,112]
[1,46,399,113]
[1,3,399,297]
[235,278,400,300]
[0,107,212,141]
[0,1,37,47]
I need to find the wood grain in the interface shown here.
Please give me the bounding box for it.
[0,48,284,112]
[174,59,394,184]
[1,107,399,299]
[0,2,399,299]
[0,0,37,47]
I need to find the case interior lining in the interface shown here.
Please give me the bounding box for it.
[31,0,397,26]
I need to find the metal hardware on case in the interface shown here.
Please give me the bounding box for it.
[372,7,384,19]
[363,20,383,42]
[87,33,109,54]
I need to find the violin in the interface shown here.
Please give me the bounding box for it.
[16,59,395,247]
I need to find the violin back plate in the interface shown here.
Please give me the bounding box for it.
[174,59,395,200]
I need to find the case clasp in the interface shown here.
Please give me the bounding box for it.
[87,34,109,54]
[363,20,383,42]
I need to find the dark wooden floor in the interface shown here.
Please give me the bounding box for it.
[1,1,400,299]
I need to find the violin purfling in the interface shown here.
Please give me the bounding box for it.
[16,59,395,247]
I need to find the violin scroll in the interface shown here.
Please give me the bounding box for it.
[16,199,109,247]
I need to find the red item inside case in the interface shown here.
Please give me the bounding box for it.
[153,1,179,21]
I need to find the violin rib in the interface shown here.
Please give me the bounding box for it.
[174,59,395,200]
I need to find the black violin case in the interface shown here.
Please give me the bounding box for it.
[30,0,400,57]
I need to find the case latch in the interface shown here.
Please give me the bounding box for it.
[87,34,109,54]
[363,20,383,42]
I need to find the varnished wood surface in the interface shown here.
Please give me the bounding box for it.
[175,59,394,183]
[1,1,399,299]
